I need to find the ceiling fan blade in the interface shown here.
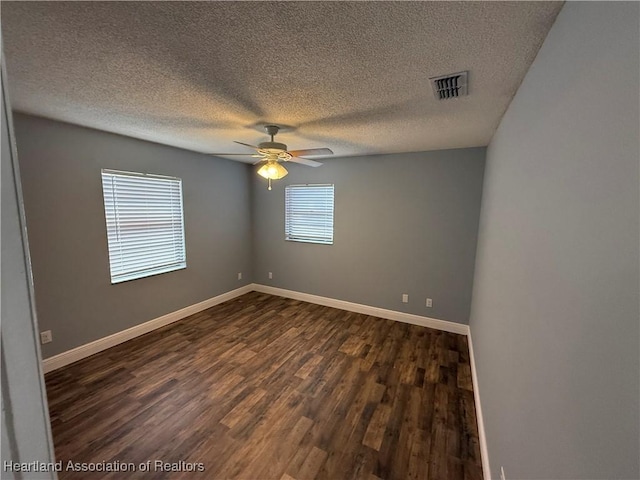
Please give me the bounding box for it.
[288,148,334,157]
[234,141,260,150]
[287,157,323,167]
[208,153,262,157]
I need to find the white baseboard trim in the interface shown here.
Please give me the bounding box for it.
[252,284,470,336]
[467,329,491,480]
[42,284,254,373]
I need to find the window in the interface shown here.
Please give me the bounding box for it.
[101,169,186,283]
[285,184,334,245]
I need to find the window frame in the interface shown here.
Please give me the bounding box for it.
[284,183,335,245]
[101,168,187,284]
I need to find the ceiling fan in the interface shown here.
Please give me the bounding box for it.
[211,125,333,190]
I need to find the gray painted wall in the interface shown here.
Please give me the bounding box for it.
[469,2,639,479]
[14,114,253,358]
[253,149,485,324]
[2,57,56,477]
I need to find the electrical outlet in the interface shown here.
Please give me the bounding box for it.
[268,272,273,279]
[40,330,52,344]
[500,466,506,480]
[237,272,242,280]
[402,294,409,303]
[426,298,433,308]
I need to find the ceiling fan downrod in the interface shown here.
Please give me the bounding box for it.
[264,124,279,142]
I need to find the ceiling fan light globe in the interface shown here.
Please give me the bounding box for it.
[257,161,288,180]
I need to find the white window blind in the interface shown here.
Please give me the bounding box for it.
[285,184,334,245]
[101,169,186,284]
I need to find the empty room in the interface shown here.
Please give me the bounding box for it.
[1,2,638,480]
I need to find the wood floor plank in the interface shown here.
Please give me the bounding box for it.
[294,353,324,379]
[220,387,268,428]
[294,446,328,480]
[45,292,483,479]
[362,403,391,451]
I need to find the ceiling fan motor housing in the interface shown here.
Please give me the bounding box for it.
[209,122,327,167]
[258,141,288,153]
[259,125,289,158]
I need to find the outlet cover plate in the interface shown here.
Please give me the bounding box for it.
[40,330,52,344]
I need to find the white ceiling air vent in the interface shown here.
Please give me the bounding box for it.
[430,71,468,100]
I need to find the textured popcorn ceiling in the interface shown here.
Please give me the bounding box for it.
[2,1,563,161]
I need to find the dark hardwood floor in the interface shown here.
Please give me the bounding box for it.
[45,292,483,480]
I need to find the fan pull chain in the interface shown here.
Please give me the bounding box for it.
[268,178,272,190]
